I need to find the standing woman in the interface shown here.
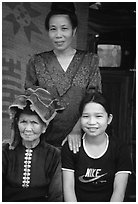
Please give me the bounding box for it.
[25,2,102,150]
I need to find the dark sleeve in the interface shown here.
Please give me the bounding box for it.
[24,55,39,90]
[47,148,63,202]
[2,143,9,199]
[2,143,9,175]
[87,53,102,92]
[61,141,76,171]
[115,140,132,173]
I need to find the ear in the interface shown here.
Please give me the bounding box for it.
[107,114,113,125]
[42,124,47,134]
[73,28,77,37]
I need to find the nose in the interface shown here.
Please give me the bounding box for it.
[24,123,32,131]
[55,29,62,38]
[88,117,96,125]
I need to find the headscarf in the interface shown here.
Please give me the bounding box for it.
[8,87,65,149]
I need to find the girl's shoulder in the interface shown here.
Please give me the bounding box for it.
[109,136,127,146]
[109,136,130,155]
[61,139,84,160]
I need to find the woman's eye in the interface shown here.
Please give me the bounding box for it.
[31,121,38,124]
[82,115,88,118]
[49,27,56,31]
[20,120,27,124]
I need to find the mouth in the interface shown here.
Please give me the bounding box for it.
[23,134,34,137]
[55,41,64,46]
[86,127,98,132]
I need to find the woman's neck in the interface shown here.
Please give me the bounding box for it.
[53,47,76,57]
[22,138,40,149]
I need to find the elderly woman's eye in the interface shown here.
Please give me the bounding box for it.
[19,120,26,124]
[31,121,38,124]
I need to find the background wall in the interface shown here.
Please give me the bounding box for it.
[2,2,89,140]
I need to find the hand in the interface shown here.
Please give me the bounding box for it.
[67,133,81,154]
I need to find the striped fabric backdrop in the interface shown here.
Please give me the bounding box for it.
[2,2,52,118]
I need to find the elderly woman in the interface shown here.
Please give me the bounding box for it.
[2,88,64,202]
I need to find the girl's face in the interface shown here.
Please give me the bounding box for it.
[18,113,46,142]
[81,102,112,138]
[48,14,76,51]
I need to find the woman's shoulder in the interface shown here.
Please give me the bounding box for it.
[77,49,98,56]
[76,49,99,63]
[29,50,54,61]
[35,50,53,57]
[42,142,61,157]
[2,140,10,152]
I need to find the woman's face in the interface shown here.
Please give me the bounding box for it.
[81,102,112,138]
[18,113,46,142]
[48,14,76,51]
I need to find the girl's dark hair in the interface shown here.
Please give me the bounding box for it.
[79,88,112,116]
[45,2,78,30]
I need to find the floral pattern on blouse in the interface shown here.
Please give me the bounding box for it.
[25,50,102,97]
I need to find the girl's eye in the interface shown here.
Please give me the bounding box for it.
[96,115,103,118]
[62,27,68,30]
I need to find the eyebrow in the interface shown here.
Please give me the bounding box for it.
[82,112,104,115]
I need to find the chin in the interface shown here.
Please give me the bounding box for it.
[86,131,99,137]
[23,137,34,142]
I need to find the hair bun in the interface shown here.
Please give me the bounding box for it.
[51,2,76,14]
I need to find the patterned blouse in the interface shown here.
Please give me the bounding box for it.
[25,50,102,147]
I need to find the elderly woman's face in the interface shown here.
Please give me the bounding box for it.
[18,113,46,142]
[48,14,76,51]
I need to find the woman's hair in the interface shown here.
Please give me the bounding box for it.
[79,88,112,116]
[45,2,78,30]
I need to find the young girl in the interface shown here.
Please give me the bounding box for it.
[61,90,132,202]
[2,88,64,202]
